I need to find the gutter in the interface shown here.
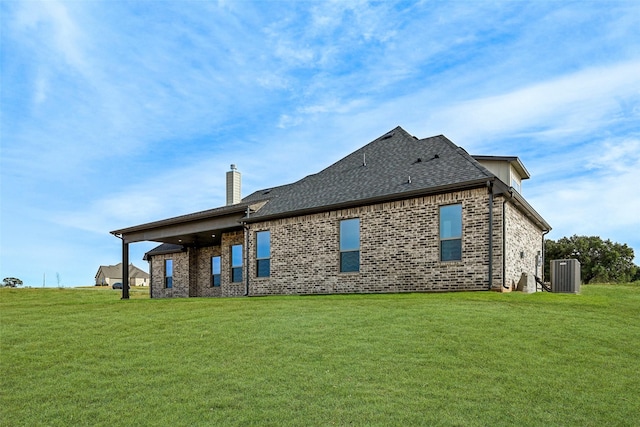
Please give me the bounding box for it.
[507,190,551,233]
[143,246,187,261]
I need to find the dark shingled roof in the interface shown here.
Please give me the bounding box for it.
[242,126,494,221]
[143,243,185,260]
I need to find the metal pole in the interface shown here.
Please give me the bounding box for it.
[122,239,130,299]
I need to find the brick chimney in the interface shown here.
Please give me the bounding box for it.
[226,164,241,205]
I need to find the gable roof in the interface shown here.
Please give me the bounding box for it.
[472,155,531,180]
[95,263,149,279]
[242,126,495,221]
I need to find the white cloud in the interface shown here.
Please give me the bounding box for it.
[42,1,86,70]
[532,164,640,240]
[586,138,640,172]
[429,60,640,146]
[278,114,303,129]
[14,0,86,68]
[33,71,48,104]
[274,42,316,66]
[525,132,640,264]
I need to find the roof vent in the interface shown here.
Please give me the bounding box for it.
[413,158,422,164]
[381,133,394,140]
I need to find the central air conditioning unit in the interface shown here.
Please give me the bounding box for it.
[550,259,581,293]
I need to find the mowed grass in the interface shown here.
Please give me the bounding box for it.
[1,285,639,426]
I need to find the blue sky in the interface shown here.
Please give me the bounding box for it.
[1,0,639,287]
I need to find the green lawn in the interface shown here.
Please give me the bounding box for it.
[1,285,639,426]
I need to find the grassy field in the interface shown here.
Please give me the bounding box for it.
[1,285,639,426]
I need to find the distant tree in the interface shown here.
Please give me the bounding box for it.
[545,235,637,284]
[2,277,23,287]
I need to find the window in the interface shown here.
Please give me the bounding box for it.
[511,176,522,193]
[231,244,243,282]
[340,218,360,272]
[256,231,271,278]
[211,256,221,287]
[440,204,462,261]
[165,259,173,288]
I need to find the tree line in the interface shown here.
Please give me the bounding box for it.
[2,277,23,287]
[544,235,639,284]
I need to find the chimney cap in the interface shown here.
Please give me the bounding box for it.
[230,164,237,171]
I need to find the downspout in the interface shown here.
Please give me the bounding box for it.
[243,206,250,296]
[495,187,549,291]
[148,257,153,299]
[502,198,508,290]
[243,224,250,296]
[541,229,550,283]
[487,181,493,290]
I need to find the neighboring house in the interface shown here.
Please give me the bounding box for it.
[95,263,150,286]
[111,127,550,298]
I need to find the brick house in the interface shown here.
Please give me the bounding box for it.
[111,127,550,298]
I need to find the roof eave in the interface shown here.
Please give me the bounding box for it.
[509,190,552,232]
[511,158,531,180]
[244,178,493,223]
[143,246,186,261]
[110,202,254,236]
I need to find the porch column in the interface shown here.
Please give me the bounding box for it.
[122,239,130,299]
